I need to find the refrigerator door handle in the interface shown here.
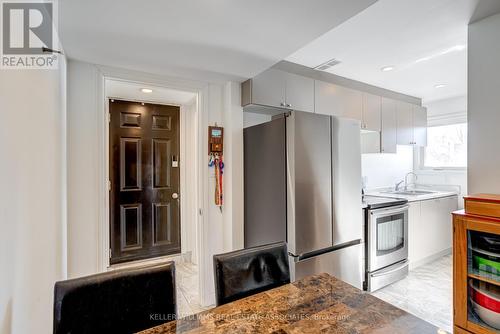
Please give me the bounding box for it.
[294,239,361,261]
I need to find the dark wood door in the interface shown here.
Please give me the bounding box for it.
[109,99,180,264]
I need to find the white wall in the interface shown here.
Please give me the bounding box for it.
[468,12,500,194]
[222,82,244,251]
[0,59,67,333]
[424,95,467,125]
[67,60,101,277]
[362,146,414,189]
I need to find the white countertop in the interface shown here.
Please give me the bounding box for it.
[365,185,459,203]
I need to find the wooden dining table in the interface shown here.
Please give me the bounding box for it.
[139,273,445,334]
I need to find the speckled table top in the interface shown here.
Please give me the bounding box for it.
[138,273,441,334]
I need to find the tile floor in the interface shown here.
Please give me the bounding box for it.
[372,254,452,333]
[176,261,211,317]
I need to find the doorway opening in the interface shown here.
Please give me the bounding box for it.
[103,78,205,315]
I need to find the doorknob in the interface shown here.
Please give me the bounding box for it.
[172,193,179,199]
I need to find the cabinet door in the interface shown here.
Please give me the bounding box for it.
[314,80,340,116]
[314,80,362,119]
[396,101,414,145]
[420,199,450,258]
[251,69,286,108]
[408,201,421,265]
[339,85,362,121]
[285,72,314,113]
[446,195,458,213]
[380,97,397,153]
[413,105,427,147]
[362,93,381,131]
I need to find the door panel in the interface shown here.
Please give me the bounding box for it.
[381,97,397,153]
[120,204,142,250]
[339,86,362,121]
[285,72,314,113]
[251,68,286,108]
[314,80,362,119]
[287,111,333,255]
[120,138,142,191]
[396,101,413,145]
[332,117,363,245]
[110,99,180,264]
[244,118,287,248]
[153,202,174,246]
[362,93,381,131]
[153,139,172,188]
[413,105,427,146]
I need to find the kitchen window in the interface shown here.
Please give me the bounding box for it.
[421,123,467,169]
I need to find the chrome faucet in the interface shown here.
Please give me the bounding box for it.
[404,172,418,190]
[395,180,404,191]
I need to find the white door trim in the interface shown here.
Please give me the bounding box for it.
[94,64,208,304]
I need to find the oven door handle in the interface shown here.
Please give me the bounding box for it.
[370,205,409,216]
[370,260,409,278]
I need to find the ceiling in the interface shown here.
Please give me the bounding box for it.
[287,0,479,103]
[59,0,377,83]
[105,79,196,105]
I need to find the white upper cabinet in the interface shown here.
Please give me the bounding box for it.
[314,80,362,120]
[396,101,414,146]
[245,70,426,148]
[246,69,314,113]
[413,105,427,146]
[285,72,314,113]
[251,69,287,109]
[314,80,337,116]
[338,85,362,121]
[396,101,428,146]
[362,93,381,131]
[381,97,397,153]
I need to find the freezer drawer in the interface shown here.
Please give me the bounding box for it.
[290,243,363,290]
[367,259,408,292]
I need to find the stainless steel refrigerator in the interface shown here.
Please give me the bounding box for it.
[244,111,364,289]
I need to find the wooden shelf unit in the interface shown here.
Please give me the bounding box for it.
[454,194,500,334]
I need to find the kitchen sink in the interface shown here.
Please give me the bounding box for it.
[383,190,436,196]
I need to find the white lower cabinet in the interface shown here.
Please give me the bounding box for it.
[408,196,458,269]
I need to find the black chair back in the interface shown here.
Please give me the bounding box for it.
[213,242,290,306]
[53,262,176,334]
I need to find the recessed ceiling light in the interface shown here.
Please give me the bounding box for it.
[141,88,153,93]
[434,84,446,89]
[381,66,395,72]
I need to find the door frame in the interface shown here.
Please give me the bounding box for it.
[95,65,208,304]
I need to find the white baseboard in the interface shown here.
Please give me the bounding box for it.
[409,247,452,271]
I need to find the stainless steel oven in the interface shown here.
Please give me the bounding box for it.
[366,202,409,292]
